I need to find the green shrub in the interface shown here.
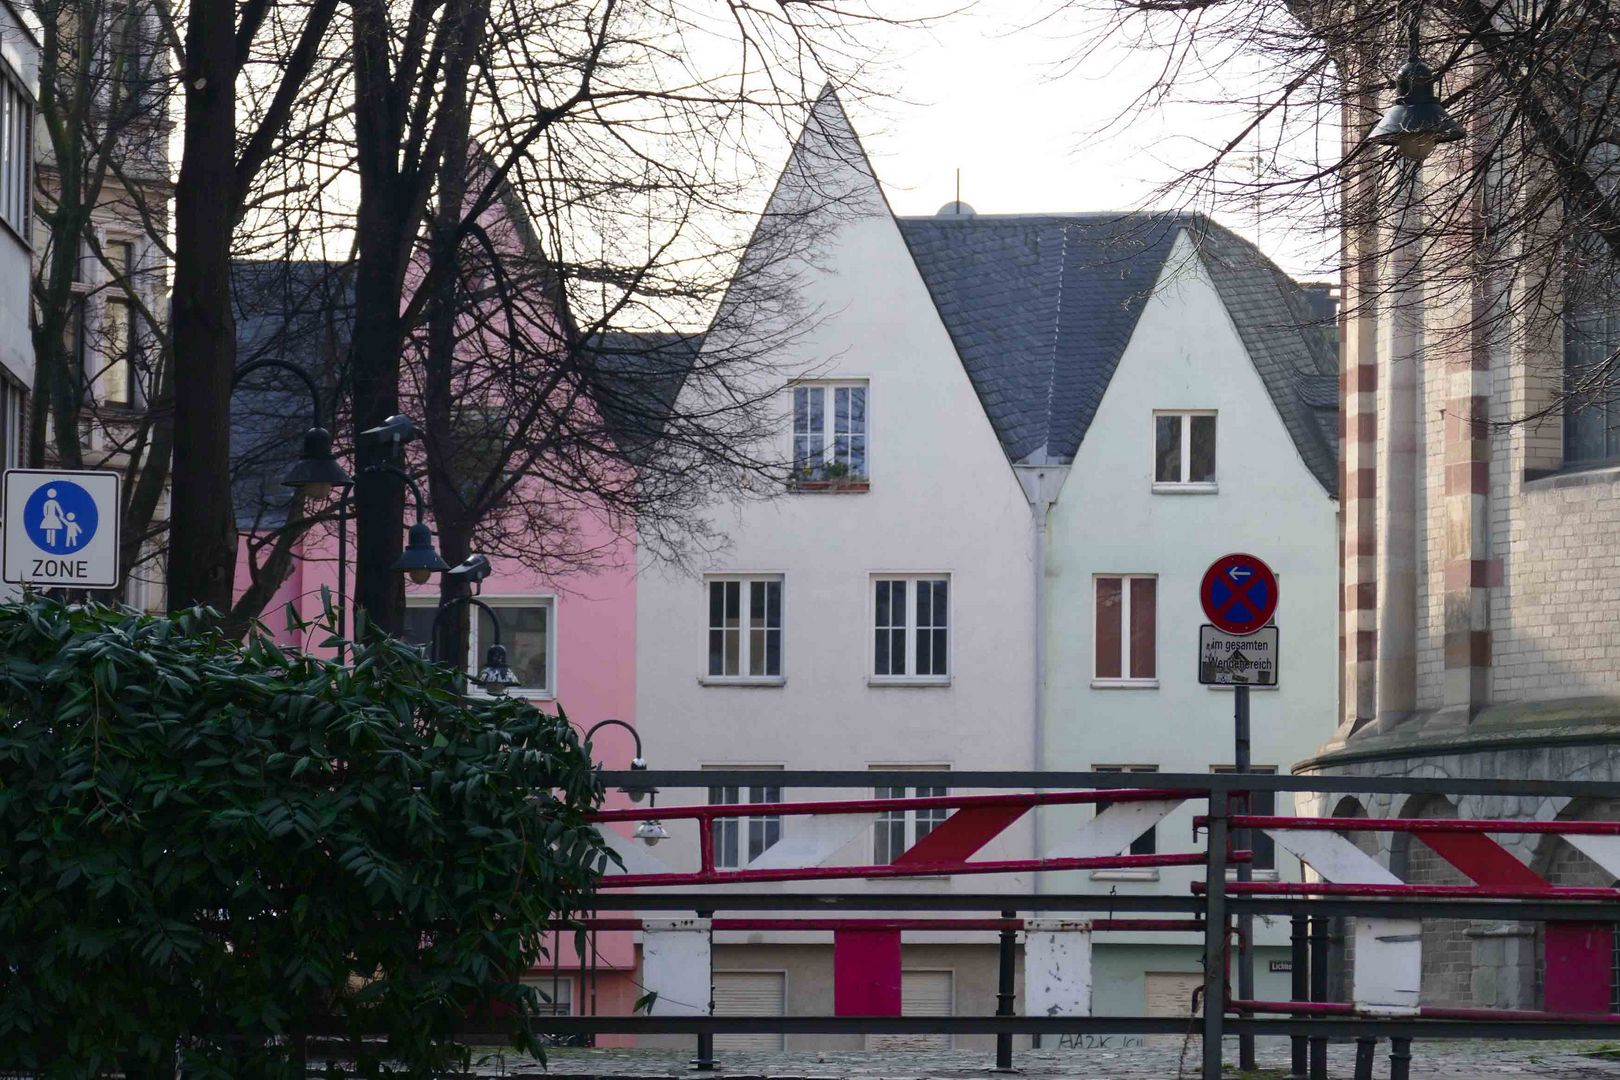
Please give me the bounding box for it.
[0,598,610,1078]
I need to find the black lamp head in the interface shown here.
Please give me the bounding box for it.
[1368,58,1465,163]
[477,643,520,695]
[359,414,418,459]
[392,522,449,584]
[447,553,494,586]
[280,426,352,501]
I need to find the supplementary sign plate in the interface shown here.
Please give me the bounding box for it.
[1199,552,1278,636]
[3,469,121,588]
[1199,624,1279,686]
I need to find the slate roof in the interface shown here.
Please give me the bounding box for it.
[894,212,1339,494]
[227,264,703,528]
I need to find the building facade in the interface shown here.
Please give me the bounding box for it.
[633,92,1342,1040]
[0,0,36,475]
[1306,126,1620,1011]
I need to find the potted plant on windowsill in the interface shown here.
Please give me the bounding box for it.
[789,460,869,493]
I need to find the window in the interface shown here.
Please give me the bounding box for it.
[706,576,782,681]
[1212,766,1278,874]
[0,377,21,471]
[1093,765,1159,878]
[403,595,555,697]
[1094,575,1156,686]
[707,771,783,868]
[791,380,868,486]
[872,576,949,682]
[0,67,31,243]
[521,974,573,1016]
[96,240,137,407]
[873,767,949,864]
[1153,411,1216,488]
[1564,310,1620,465]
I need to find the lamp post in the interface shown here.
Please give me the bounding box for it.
[584,719,664,844]
[230,358,352,500]
[429,591,520,695]
[1367,6,1465,163]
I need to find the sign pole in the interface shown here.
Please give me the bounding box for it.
[1234,682,1255,1071]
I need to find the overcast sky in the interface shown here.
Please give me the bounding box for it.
[836,2,1339,281]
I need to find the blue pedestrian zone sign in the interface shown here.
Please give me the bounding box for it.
[3,469,121,588]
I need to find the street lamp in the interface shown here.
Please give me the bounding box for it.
[230,358,352,500]
[429,588,520,696]
[1367,12,1464,163]
[583,718,653,802]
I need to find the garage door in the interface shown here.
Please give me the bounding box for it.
[869,970,953,1051]
[1144,971,1202,1047]
[713,971,786,1052]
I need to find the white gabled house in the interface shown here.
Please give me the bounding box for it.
[634,90,1340,1043]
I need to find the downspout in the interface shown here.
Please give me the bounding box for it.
[1031,484,1050,881]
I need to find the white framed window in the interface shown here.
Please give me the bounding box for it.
[95,239,137,407]
[1092,765,1160,880]
[1212,765,1278,877]
[705,575,783,682]
[520,973,574,1016]
[871,575,950,683]
[403,594,556,698]
[1093,575,1157,687]
[1153,410,1217,490]
[706,767,783,869]
[873,766,949,864]
[0,66,31,246]
[791,380,868,487]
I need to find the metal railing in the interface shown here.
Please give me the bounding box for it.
[532,769,1620,1080]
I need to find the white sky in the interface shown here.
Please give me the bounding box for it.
[835,1,1340,280]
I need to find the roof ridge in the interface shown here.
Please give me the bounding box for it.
[1042,223,1068,456]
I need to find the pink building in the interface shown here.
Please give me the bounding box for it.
[228,258,648,1041]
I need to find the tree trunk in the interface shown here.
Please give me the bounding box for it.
[165,0,237,613]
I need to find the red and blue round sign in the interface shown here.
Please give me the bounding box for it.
[1200,553,1278,636]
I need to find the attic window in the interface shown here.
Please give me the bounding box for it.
[1153,411,1217,491]
[790,380,869,490]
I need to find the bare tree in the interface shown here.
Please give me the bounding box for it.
[1050,0,1620,419]
[339,0,913,636]
[30,0,175,597]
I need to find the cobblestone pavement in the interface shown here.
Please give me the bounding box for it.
[456,1041,1620,1079]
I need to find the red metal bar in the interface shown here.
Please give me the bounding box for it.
[592,787,1202,823]
[698,812,715,876]
[603,850,1212,889]
[1215,815,1620,836]
[1203,881,1620,900]
[1230,998,1355,1016]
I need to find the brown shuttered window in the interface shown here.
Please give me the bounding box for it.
[1095,577,1122,679]
[1130,577,1156,679]
[1095,574,1157,684]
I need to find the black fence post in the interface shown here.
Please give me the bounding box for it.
[1354,1036,1377,1080]
[1290,914,1308,1077]
[1308,915,1329,1080]
[1390,1036,1413,1080]
[994,909,1017,1071]
[1201,804,1230,1080]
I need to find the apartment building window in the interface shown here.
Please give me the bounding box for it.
[874,767,949,864]
[706,576,782,681]
[0,67,31,243]
[1093,765,1159,878]
[791,380,868,486]
[872,576,949,682]
[403,595,555,697]
[1154,411,1216,489]
[708,771,782,869]
[521,974,573,1016]
[1094,575,1156,686]
[1564,310,1620,465]
[0,376,21,471]
[98,240,137,407]
[1212,765,1278,874]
